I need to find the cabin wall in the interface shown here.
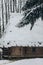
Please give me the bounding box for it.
[2,46,43,58]
[8,47,43,58]
[24,47,43,57]
[9,47,23,57]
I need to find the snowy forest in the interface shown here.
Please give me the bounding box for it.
[0,0,43,38]
[0,0,26,38]
[0,0,43,47]
[0,0,43,65]
[0,0,43,44]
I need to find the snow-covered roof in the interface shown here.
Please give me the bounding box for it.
[1,13,43,47]
[1,41,43,48]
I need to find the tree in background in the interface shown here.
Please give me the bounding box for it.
[1,0,4,32]
[14,0,17,12]
[0,18,1,38]
[17,0,43,30]
[10,0,12,12]
[0,0,10,37]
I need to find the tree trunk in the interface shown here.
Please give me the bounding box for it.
[10,0,12,12]
[14,0,17,12]
[20,0,22,13]
[1,0,4,32]
[13,0,14,12]
[0,22,1,38]
[5,3,8,24]
[8,0,10,19]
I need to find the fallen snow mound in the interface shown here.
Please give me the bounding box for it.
[5,58,43,65]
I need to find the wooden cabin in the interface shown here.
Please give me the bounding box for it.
[2,42,43,58]
[8,46,43,58]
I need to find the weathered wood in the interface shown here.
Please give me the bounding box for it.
[3,46,43,58]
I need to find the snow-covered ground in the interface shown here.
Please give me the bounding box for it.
[0,60,11,65]
[0,58,43,65]
[5,58,43,65]
[0,12,43,47]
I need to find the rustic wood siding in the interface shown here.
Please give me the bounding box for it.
[3,46,43,58]
[9,47,21,57]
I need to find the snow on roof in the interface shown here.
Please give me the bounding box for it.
[5,58,43,65]
[1,40,43,48]
[1,13,43,47]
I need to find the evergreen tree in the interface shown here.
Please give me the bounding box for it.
[17,0,43,30]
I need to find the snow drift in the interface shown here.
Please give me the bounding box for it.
[5,58,43,65]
